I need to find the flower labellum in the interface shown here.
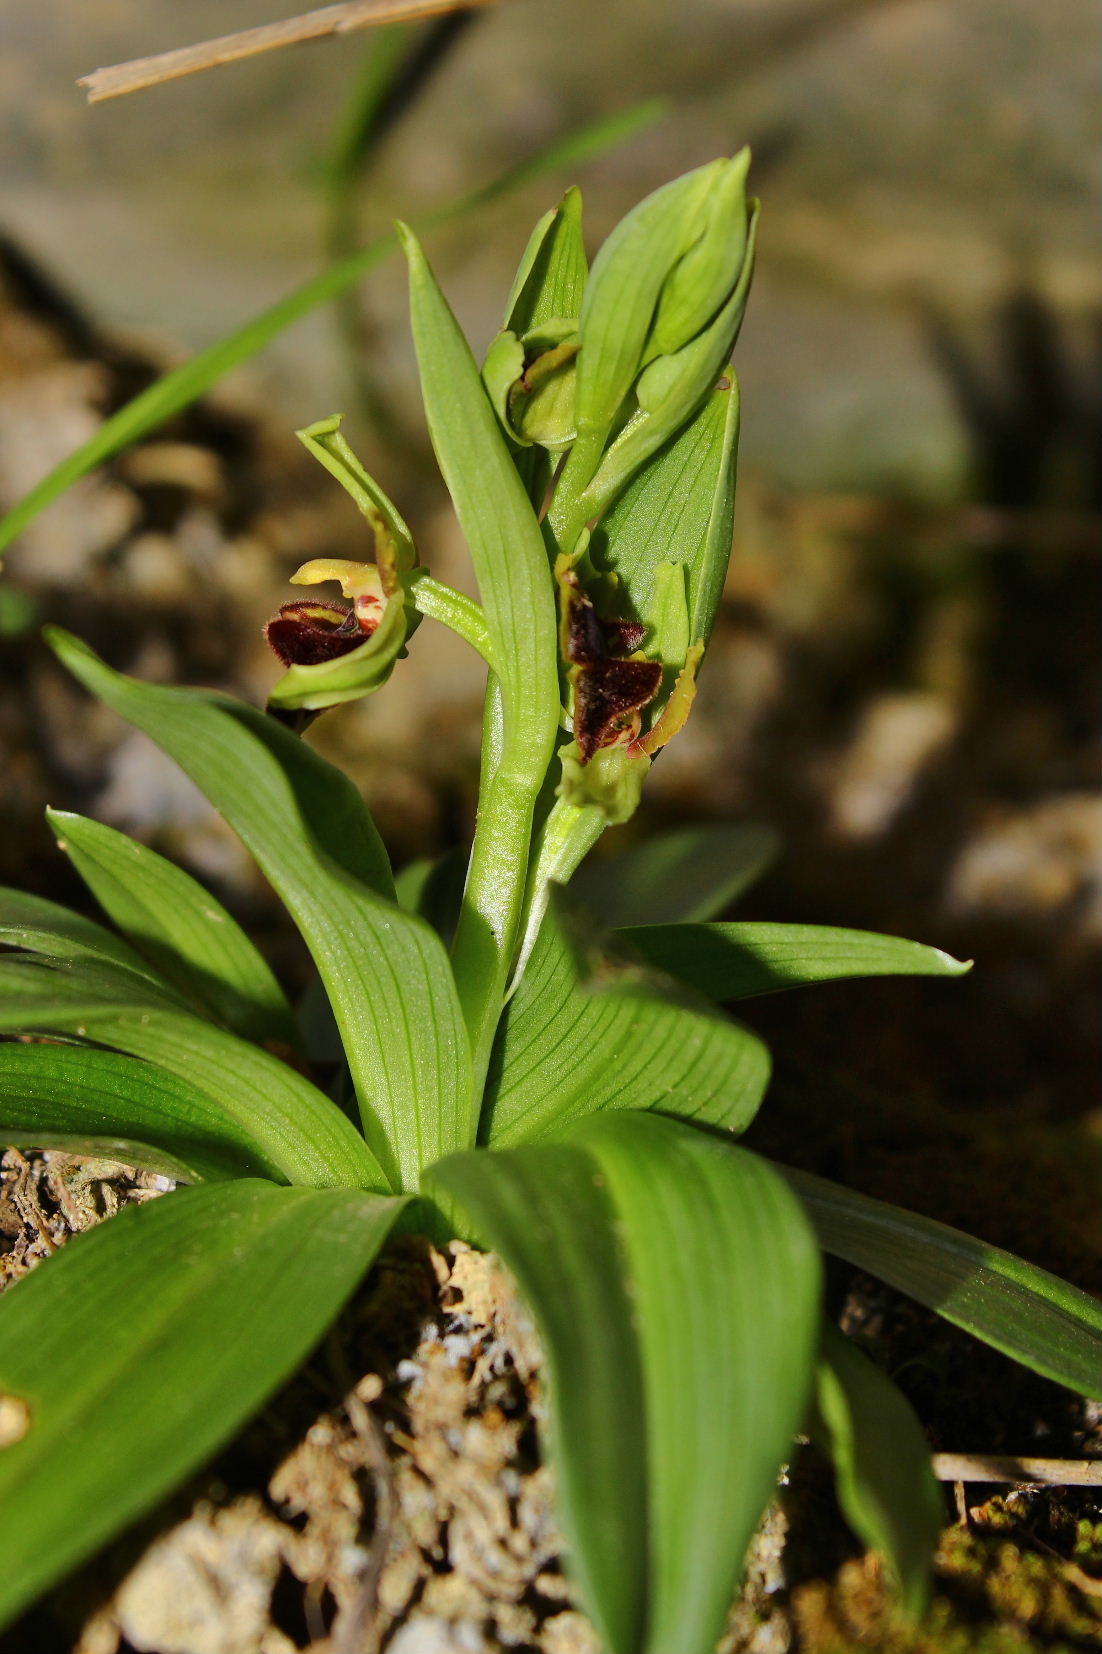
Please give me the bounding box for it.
[264,599,363,667]
[557,557,662,762]
[263,419,420,717]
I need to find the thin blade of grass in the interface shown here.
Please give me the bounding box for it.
[0,100,665,559]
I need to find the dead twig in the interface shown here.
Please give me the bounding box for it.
[932,1453,1102,1488]
[78,0,500,104]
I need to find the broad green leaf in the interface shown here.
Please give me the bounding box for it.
[0,1043,270,1183]
[427,1115,822,1654]
[785,1166,1102,1399]
[571,822,779,928]
[815,1321,942,1617]
[0,957,381,1190]
[48,632,469,1193]
[0,101,665,559]
[47,811,302,1053]
[621,922,971,1001]
[424,1142,648,1654]
[587,382,742,651]
[400,229,560,1081]
[483,900,770,1145]
[0,1179,405,1630]
[0,953,175,1015]
[576,1118,821,1654]
[0,885,174,989]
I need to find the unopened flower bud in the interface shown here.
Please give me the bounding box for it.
[647,149,751,359]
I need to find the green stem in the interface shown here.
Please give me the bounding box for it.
[546,428,606,556]
[406,571,494,667]
[509,796,606,991]
[449,677,542,1111]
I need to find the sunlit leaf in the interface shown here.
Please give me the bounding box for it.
[426,1140,647,1654]
[47,811,302,1053]
[400,229,560,1079]
[0,1043,269,1183]
[571,822,779,928]
[427,1114,821,1654]
[48,632,469,1193]
[483,899,770,1145]
[587,382,741,654]
[0,1179,406,1631]
[401,230,559,740]
[0,957,381,1190]
[815,1321,942,1617]
[622,921,971,1001]
[785,1165,1102,1398]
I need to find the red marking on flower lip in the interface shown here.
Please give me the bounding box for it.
[264,599,368,667]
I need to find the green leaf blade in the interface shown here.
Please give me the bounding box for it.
[0,1043,273,1183]
[571,823,779,929]
[47,633,470,1192]
[428,1116,822,1654]
[815,1321,943,1618]
[785,1166,1102,1398]
[0,957,382,1191]
[400,230,560,1083]
[622,922,971,1001]
[0,1180,406,1631]
[423,1143,649,1654]
[575,1116,822,1654]
[47,811,303,1053]
[400,227,559,750]
[484,900,771,1146]
[0,885,176,989]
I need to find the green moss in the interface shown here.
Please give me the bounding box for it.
[792,1512,1102,1653]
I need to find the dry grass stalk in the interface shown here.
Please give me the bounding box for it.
[79,0,501,103]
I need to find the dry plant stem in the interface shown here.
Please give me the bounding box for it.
[931,1454,1102,1487]
[78,0,500,103]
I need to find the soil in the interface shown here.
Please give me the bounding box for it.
[0,239,1098,1653]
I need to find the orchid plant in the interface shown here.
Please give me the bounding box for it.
[0,162,1097,1651]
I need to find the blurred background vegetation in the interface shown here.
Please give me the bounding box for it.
[2,0,1097,493]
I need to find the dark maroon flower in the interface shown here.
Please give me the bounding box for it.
[573,656,663,760]
[559,572,661,761]
[264,600,365,668]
